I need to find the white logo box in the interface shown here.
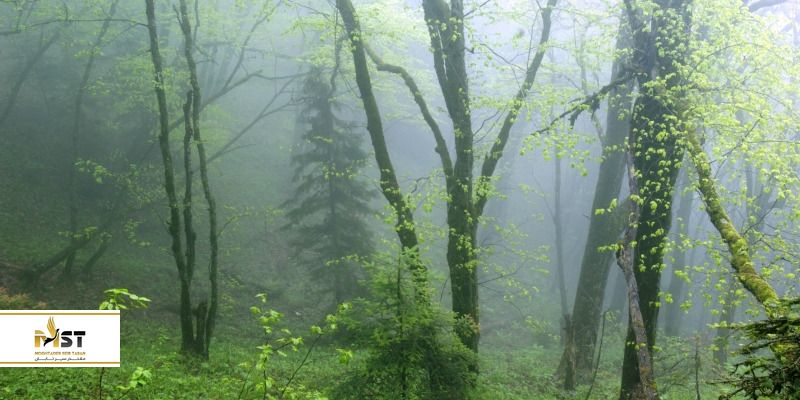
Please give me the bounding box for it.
[0,310,120,367]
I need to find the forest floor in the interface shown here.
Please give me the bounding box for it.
[0,249,742,399]
[0,300,741,399]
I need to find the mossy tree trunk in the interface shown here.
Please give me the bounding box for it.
[685,131,780,311]
[619,0,692,397]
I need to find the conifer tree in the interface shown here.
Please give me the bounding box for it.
[284,67,374,307]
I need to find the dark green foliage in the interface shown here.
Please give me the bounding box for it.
[283,67,375,307]
[334,254,475,400]
[722,298,800,399]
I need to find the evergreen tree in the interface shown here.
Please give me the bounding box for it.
[283,67,374,308]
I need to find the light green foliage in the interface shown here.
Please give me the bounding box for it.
[99,288,151,311]
[331,251,475,400]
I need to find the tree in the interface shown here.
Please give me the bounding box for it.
[64,0,121,277]
[143,0,220,358]
[338,0,558,364]
[283,66,375,308]
[619,0,693,397]
[564,17,634,380]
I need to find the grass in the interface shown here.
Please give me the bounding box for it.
[0,313,743,399]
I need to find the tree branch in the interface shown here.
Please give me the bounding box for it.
[364,45,454,181]
[475,0,558,218]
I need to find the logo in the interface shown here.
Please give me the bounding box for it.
[34,316,85,348]
[0,310,119,367]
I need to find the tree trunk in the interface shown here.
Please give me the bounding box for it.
[620,1,692,397]
[336,0,428,292]
[685,130,780,313]
[144,0,194,353]
[0,33,58,128]
[178,0,220,358]
[553,150,569,320]
[618,154,659,400]
[572,32,633,382]
[567,19,633,380]
[422,0,557,357]
[63,0,121,277]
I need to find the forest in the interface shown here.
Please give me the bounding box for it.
[0,0,798,398]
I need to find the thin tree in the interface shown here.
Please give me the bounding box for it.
[338,0,558,363]
[144,0,220,358]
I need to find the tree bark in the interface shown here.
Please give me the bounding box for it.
[567,18,633,380]
[685,130,780,312]
[618,154,659,400]
[336,0,428,292]
[421,0,557,356]
[178,0,220,358]
[620,0,692,397]
[144,0,194,353]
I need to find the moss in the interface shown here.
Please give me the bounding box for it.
[686,130,780,316]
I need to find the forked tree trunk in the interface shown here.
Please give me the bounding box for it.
[145,0,220,358]
[144,0,194,352]
[178,0,220,358]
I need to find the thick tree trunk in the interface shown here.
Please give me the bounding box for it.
[567,21,633,380]
[619,1,692,395]
[620,93,684,400]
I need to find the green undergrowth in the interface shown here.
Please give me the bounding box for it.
[0,319,744,399]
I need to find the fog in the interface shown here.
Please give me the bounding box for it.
[0,0,799,399]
